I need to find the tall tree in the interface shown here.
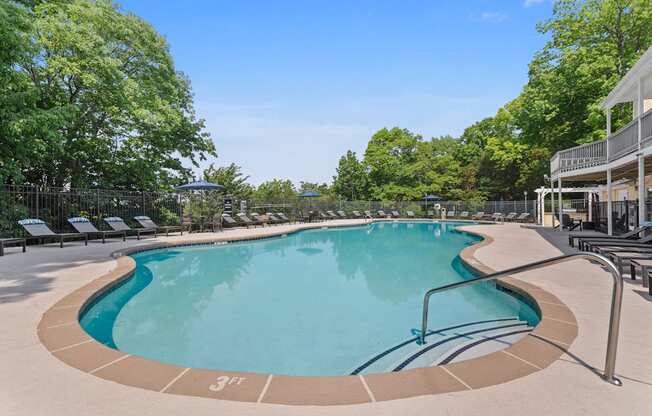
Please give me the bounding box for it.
[254,179,297,203]
[2,0,215,189]
[332,151,369,200]
[203,163,254,201]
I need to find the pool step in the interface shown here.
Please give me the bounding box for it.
[351,318,533,375]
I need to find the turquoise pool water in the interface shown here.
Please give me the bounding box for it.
[80,221,539,376]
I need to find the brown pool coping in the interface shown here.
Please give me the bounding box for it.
[37,221,577,406]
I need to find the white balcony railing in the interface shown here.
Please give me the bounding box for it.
[551,108,652,176]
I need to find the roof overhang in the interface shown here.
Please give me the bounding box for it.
[602,46,652,110]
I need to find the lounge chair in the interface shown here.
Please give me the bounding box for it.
[575,225,651,248]
[567,226,650,247]
[266,212,286,223]
[459,211,470,219]
[134,216,184,236]
[352,211,363,218]
[504,212,518,221]
[377,210,388,218]
[580,233,652,252]
[471,212,485,220]
[0,238,26,256]
[68,217,126,243]
[447,210,456,218]
[276,212,292,223]
[406,210,415,218]
[221,213,240,228]
[104,217,157,240]
[326,210,339,219]
[490,213,503,221]
[317,211,330,221]
[391,210,401,218]
[364,210,374,218]
[336,210,348,218]
[236,213,261,227]
[18,219,88,247]
[427,210,435,218]
[515,213,531,222]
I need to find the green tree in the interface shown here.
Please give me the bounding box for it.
[254,179,297,203]
[203,163,254,201]
[332,150,369,200]
[2,0,215,189]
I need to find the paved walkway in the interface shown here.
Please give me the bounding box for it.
[1,221,650,415]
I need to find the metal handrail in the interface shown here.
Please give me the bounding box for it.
[419,252,623,386]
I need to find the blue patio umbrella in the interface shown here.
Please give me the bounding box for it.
[298,190,321,198]
[174,180,225,192]
[422,194,442,212]
[175,180,225,222]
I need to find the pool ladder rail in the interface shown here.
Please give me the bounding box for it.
[420,252,623,386]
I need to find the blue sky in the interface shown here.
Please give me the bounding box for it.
[119,0,552,185]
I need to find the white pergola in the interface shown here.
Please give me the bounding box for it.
[535,186,603,226]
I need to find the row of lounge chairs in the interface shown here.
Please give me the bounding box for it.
[0,216,183,256]
[569,225,652,295]
[446,211,531,222]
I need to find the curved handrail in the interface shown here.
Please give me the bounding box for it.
[420,252,623,386]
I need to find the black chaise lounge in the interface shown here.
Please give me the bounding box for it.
[575,226,651,250]
[0,238,26,256]
[568,225,649,247]
[68,217,126,243]
[134,216,184,236]
[221,213,240,228]
[104,217,156,240]
[18,219,87,247]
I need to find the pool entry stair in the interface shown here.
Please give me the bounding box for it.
[351,317,533,375]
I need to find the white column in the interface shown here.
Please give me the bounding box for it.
[558,178,563,230]
[588,192,593,222]
[607,169,613,236]
[639,154,646,224]
[550,182,555,228]
[606,107,612,136]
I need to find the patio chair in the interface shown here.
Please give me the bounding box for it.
[104,217,156,240]
[352,211,363,218]
[266,212,286,223]
[447,210,456,218]
[391,210,401,218]
[326,210,339,219]
[18,219,88,247]
[406,211,415,218]
[68,217,126,243]
[377,210,388,218]
[276,212,292,223]
[318,211,331,221]
[471,212,485,220]
[490,213,504,221]
[578,230,652,251]
[427,210,435,218]
[458,211,470,219]
[0,238,26,256]
[515,213,531,222]
[221,213,240,228]
[236,213,261,227]
[504,212,518,221]
[336,210,348,218]
[247,213,269,226]
[560,214,582,231]
[134,216,184,236]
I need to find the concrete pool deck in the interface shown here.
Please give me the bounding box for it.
[1,220,651,415]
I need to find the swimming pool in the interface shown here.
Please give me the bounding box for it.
[80,221,539,376]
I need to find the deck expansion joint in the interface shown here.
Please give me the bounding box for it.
[160,367,190,393]
[45,321,78,329]
[358,375,376,402]
[501,350,542,370]
[256,374,273,403]
[542,316,578,326]
[89,354,130,374]
[50,339,93,353]
[441,367,472,390]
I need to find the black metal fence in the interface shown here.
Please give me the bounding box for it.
[592,200,642,235]
[0,185,182,236]
[0,184,540,237]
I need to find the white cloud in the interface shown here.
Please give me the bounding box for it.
[523,0,546,7]
[479,12,508,23]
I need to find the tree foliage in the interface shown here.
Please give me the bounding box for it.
[1,0,215,189]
